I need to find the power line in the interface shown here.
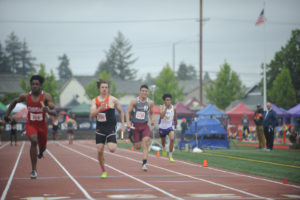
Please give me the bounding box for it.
[0,18,198,24]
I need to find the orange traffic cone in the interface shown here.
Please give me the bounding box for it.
[130,146,134,151]
[156,151,160,157]
[283,177,287,184]
[203,160,208,167]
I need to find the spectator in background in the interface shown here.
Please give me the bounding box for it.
[64,115,77,144]
[180,118,187,142]
[295,117,300,143]
[263,102,278,151]
[52,117,59,144]
[254,104,265,149]
[241,113,250,140]
[10,118,18,146]
[0,118,4,145]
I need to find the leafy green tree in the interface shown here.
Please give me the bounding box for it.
[57,54,72,81]
[205,61,244,110]
[269,67,296,109]
[0,92,20,105]
[85,71,123,99]
[151,64,184,105]
[95,31,137,80]
[0,42,11,73]
[266,29,300,102]
[20,64,59,103]
[176,62,197,80]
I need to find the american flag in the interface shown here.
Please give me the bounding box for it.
[255,9,266,26]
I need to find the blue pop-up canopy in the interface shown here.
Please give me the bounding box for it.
[177,118,229,149]
[196,104,228,118]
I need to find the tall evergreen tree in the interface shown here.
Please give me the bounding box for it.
[5,32,22,73]
[19,41,36,76]
[144,73,154,86]
[4,32,36,76]
[176,62,197,80]
[152,64,184,105]
[0,42,11,73]
[269,67,296,109]
[205,61,244,110]
[57,54,72,81]
[203,71,211,84]
[95,31,137,80]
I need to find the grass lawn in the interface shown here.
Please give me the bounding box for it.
[117,140,300,184]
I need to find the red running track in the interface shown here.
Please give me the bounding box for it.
[1,140,300,200]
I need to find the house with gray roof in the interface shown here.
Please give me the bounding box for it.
[0,74,23,97]
[226,85,263,111]
[59,76,143,107]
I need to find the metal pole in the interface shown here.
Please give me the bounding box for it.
[199,0,203,104]
[263,3,267,110]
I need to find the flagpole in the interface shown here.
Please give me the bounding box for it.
[263,2,267,110]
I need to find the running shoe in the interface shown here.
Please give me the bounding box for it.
[169,156,174,162]
[142,164,148,171]
[101,171,107,179]
[30,170,37,179]
[162,150,167,157]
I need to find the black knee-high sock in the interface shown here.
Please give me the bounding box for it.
[142,159,147,165]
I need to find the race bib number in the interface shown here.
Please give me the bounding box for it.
[97,113,107,122]
[136,111,145,120]
[164,115,171,121]
[30,113,43,121]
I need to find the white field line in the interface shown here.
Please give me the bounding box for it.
[60,143,184,200]
[77,143,271,200]
[1,141,25,200]
[0,142,9,150]
[46,149,94,200]
[117,145,300,189]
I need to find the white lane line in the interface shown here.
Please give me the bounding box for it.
[46,149,94,200]
[117,146,300,189]
[1,141,25,200]
[77,143,271,200]
[60,144,184,200]
[0,142,9,150]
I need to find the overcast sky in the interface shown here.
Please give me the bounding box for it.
[0,0,299,87]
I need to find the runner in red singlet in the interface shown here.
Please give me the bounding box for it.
[4,75,56,179]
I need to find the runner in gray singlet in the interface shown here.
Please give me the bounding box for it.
[126,85,154,171]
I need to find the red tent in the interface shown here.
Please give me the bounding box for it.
[226,103,254,126]
[175,102,194,117]
[153,105,160,114]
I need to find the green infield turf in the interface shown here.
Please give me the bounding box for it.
[118,140,300,183]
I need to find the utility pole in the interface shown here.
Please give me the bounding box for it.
[172,43,176,73]
[199,0,203,104]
